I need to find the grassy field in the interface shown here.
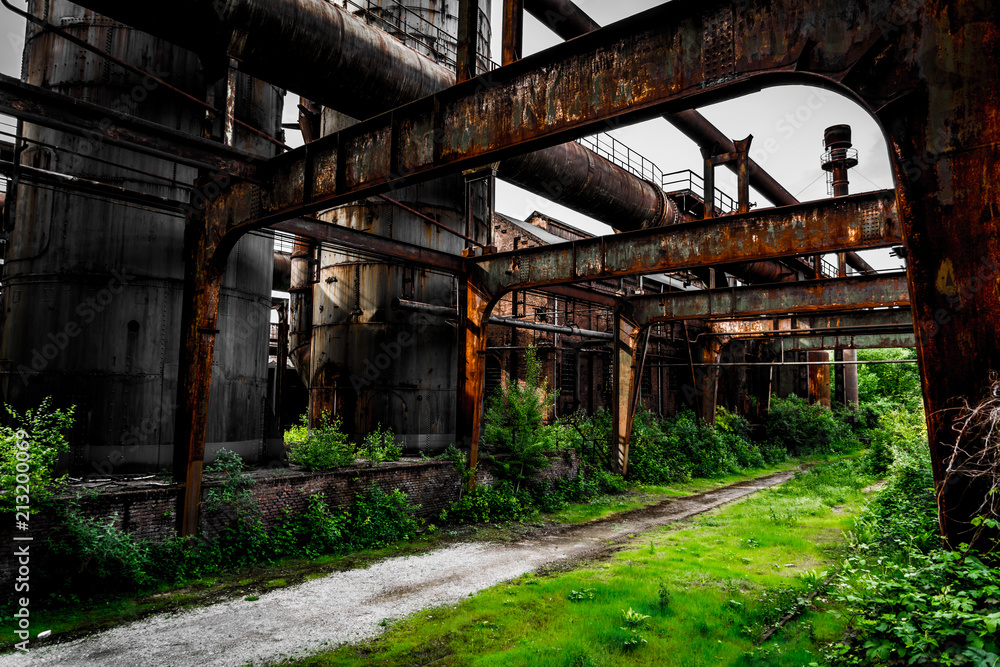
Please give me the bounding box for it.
[1,457,822,650]
[282,459,873,666]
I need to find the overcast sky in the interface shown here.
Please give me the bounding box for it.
[0,0,902,271]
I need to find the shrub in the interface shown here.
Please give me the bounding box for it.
[271,493,349,559]
[439,483,529,524]
[361,423,401,466]
[483,346,554,490]
[47,504,153,596]
[0,397,74,512]
[863,406,928,475]
[283,413,309,446]
[857,348,922,411]
[287,412,356,470]
[761,395,859,456]
[627,408,768,485]
[347,486,420,549]
[829,450,1000,666]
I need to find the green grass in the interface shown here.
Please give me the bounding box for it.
[546,455,828,526]
[283,459,873,666]
[3,455,850,653]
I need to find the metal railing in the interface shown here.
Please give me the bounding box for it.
[338,0,490,73]
[662,170,737,214]
[577,132,663,185]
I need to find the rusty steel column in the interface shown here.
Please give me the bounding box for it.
[502,0,524,66]
[876,1,1000,548]
[694,337,724,425]
[173,188,225,538]
[456,278,492,483]
[288,238,314,387]
[807,352,831,408]
[611,312,641,476]
[456,0,479,83]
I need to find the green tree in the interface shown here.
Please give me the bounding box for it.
[857,348,922,409]
[1,397,74,512]
[483,346,554,490]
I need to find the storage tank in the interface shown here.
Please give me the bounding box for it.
[305,0,491,451]
[0,0,283,473]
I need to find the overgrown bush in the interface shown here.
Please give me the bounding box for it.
[47,504,153,596]
[1,397,74,512]
[762,395,859,456]
[862,405,928,476]
[826,449,1000,666]
[627,408,769,485]
[519,467,628,513]
[287,412,357,470]
[857,348,922,411]
[360,423,402,466]
[346,486,420,549]
[438,482,529,524]
[483,346,555,490]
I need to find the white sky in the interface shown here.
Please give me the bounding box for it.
[0,0,902,271]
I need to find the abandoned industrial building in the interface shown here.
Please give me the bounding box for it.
[0,0,997,664]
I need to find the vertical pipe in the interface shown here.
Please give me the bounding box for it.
[456,0,479,83]
[502,0,523,65]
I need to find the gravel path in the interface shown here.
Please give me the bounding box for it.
[3,470,794,667]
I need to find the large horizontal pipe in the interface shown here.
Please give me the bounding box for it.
[523,0,876,275]
[67,0,674,230]
[394,298,614,340]
[495,141,676,231]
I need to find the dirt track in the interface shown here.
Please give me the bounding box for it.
[1,470,795,667]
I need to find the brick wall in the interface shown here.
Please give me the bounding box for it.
[1,451,579,587]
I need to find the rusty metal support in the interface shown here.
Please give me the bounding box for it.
[270,218,466,273]
[626,273,909,326]
[702,136,753,217]
[456,0,479,84]
[808,351,832,407]
[0,72,259,176]
[694,337,724,425]
[523,0,599,39]
[173,181,226,537]
[473,193,899,298]
[456,279,492,484]
[252,0,909,228]
[520,0,877,276]
[502,0,524,66]
[611,312,641,475]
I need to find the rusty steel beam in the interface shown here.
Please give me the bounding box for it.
[781,333,915,351]
[394,298,614,340]
[625,273,909,324]
[706,309,913,336]
[456,0,479,83]
[69,0,672,232]
[523,0,600,40]
[250,0,900,231]
[523,0,873,275]
[270,218,466,273]
[611,313,641,474]
[472,192,899,298]
[0,72,261,177]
